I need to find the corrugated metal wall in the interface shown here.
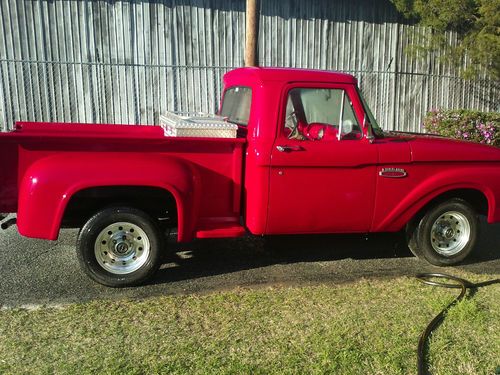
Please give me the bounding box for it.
[258,1,498,131]
[0,0,498,132]
[0,0,244,131]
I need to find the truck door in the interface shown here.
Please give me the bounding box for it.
[266,83,378,234]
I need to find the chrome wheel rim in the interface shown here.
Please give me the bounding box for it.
[430,211,471,256]
[94,222,150,274]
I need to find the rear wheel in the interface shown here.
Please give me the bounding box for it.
[406,198,478,266]
[77,207,162,287]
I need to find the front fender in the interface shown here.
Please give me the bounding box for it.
[373,165,500,232]
[17,152,201,241]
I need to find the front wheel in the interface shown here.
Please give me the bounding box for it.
[77,207,163,287]
[406,198,479,266]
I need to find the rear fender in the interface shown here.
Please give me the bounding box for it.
[17,153,201,241]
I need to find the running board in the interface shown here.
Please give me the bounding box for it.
[195,223,246,239]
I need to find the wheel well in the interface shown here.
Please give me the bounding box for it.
[411,189,488,226]
[62,186,177,228]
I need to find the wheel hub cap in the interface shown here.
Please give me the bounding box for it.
[444,228,454,239]
[430,211,471,256]
[94,222,151,275]
[115,242,130,254]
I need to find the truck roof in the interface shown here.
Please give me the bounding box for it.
[223,67,357,86]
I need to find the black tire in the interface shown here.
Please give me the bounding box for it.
[406,198,478,266]
[77,207,163,287]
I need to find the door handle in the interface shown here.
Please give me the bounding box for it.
[276,145,303,152]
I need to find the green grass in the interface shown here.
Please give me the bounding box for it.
[0,273,498,375]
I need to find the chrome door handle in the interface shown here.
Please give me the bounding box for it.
[276,145,302,152]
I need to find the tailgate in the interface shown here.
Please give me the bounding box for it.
[0,138,19,213]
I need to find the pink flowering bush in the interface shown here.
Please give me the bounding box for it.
[423,109,500,147]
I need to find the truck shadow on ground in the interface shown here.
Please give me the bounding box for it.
[151,221,499,286]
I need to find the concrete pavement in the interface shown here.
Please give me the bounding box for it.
[0,218,498,308]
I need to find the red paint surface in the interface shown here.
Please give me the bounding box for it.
[1,67,500,243]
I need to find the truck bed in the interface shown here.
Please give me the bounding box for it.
[0,122,246,239]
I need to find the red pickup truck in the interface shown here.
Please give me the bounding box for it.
[1,67,499,287]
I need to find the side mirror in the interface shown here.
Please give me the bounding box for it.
[363,114,375,143]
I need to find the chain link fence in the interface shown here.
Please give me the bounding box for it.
[0,59,232,131]
[0,59,498,132]
[1,0,499,133]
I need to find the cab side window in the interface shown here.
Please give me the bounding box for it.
[284,88,361,141]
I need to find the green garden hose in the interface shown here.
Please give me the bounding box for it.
[416,273,500,375]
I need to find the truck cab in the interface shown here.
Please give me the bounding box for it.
[223,68,381,235]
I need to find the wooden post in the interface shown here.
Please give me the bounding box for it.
[245,0,259,67]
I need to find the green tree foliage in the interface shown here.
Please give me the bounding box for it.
[390,0,500,79]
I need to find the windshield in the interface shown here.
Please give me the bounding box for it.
[357,89,384,137]
[220,86,252,126]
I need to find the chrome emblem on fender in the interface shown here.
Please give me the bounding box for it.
[379,168,408,178]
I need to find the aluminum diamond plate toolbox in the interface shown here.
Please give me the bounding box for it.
[160,112,238,138]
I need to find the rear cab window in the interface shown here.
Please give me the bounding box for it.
[220,86,252,126]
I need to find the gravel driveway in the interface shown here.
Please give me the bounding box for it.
[0,218,498,308]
